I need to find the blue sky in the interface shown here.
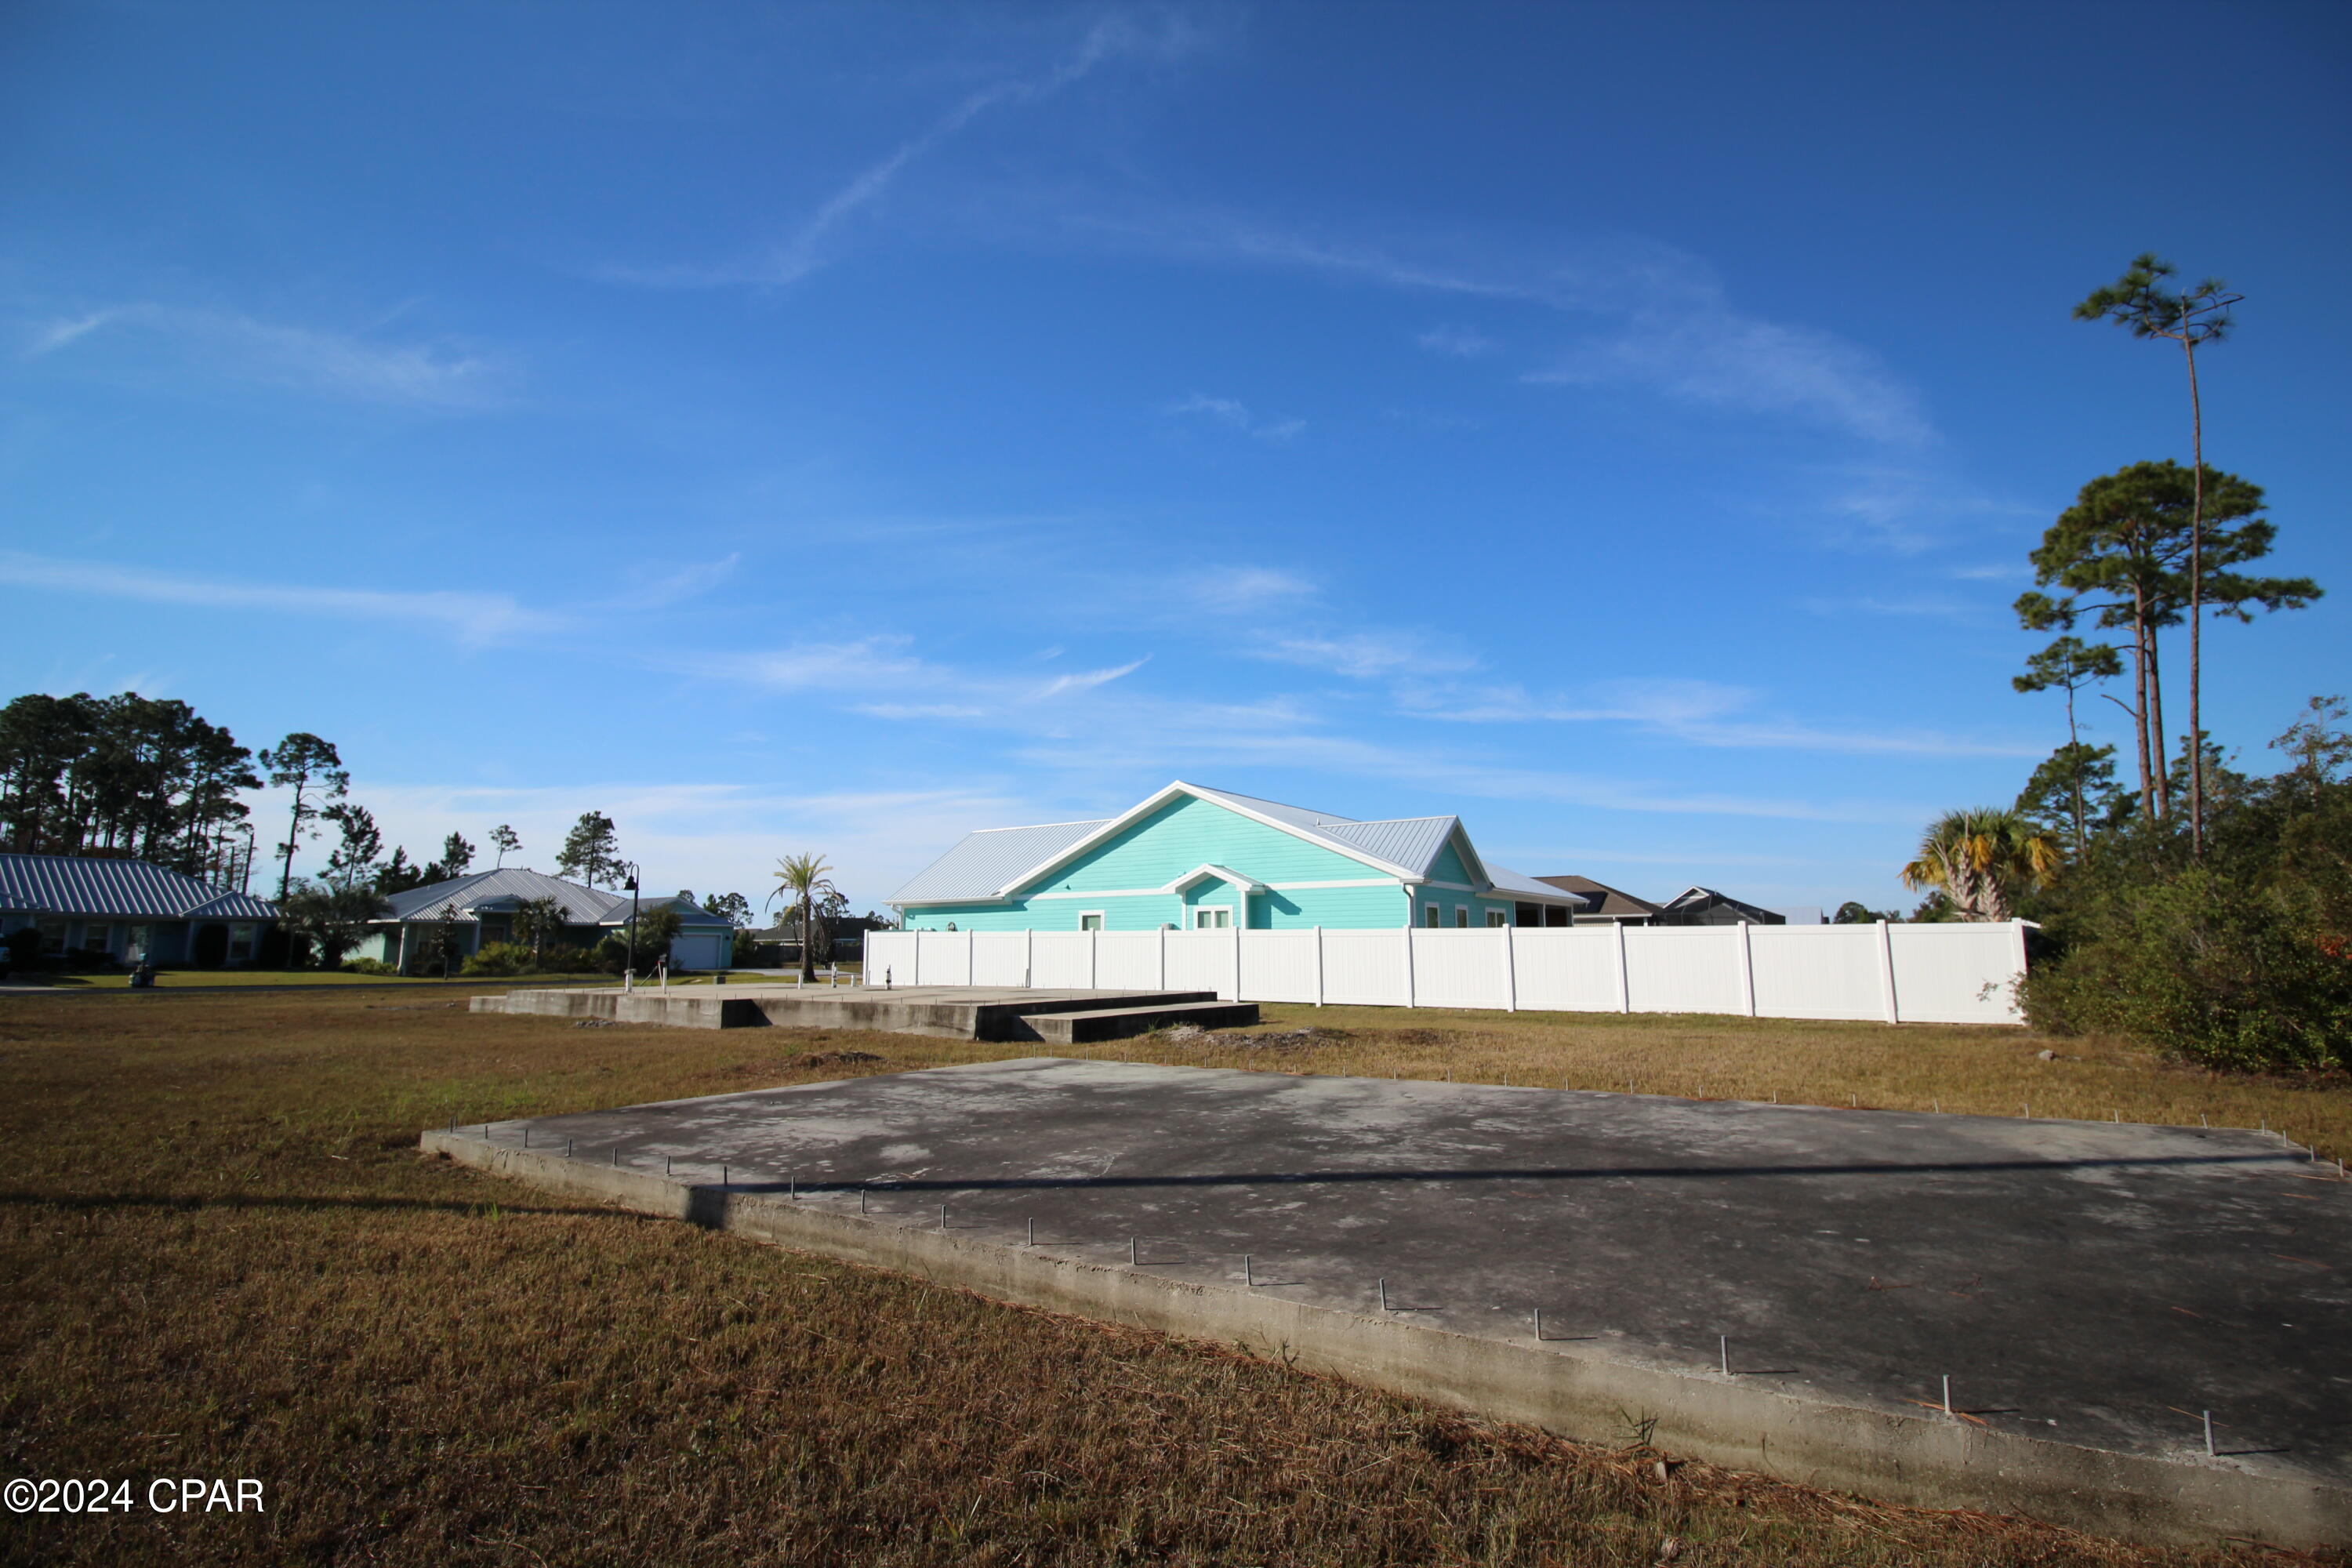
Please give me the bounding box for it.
[5,2,2347,914]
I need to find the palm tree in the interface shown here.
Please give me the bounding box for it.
[1899,809,2062,923]
[768,853,839,983]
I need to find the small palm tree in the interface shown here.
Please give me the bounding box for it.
[1900,809,2062,923]
[768,853,839,983]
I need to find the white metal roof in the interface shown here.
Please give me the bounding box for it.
[1316,816,1459,877]
[0,855,277,921]
[887,818,1111,906]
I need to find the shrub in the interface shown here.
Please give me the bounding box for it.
[461,942,532,978]
[2021,755,2352,1071]
[343,957,397,976]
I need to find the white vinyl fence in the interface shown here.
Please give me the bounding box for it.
[866,921,2030,1026]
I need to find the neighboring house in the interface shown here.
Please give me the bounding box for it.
[349,867,735,971]
[1653,886,1786,927]
[889,781,1588,932]
[0,854,276,966]
[1530,874,1660,927]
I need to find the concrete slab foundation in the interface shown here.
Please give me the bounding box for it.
[420,1058,2351,1547]
[471,985,1258,1041]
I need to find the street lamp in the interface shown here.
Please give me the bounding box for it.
[620,862,641,991]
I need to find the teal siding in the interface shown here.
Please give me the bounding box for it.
[905,794,1420,932]
[1038,794,1382,894]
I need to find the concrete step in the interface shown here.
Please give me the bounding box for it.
[1019,999,1260,1044]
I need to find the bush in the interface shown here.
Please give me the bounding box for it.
[2021,761,2352,1071]
[343,957,397,976]
[460,942,532,978]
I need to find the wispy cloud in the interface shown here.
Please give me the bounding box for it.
[1253,630,1477,679]
[1802,594,1982,622]
[633,553,742,609]
[1189,566,1318,611]
[19,303,506,409]
[1393,675,2038,757]
[1813,465,2038,553]
[1416,325,1494,357]
[1165,392,1305,443]
[1062,212,1929,447]
[603,13,1196,291]
[0,551,564,645]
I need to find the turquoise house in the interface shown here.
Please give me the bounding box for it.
[888,782,1587,933]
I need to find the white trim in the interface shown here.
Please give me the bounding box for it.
[1424,880,1476,892]
[1265,877,1403,891]
[1162,863,1269,895]
[993,780,1421,897]
[1027,887,1163,902]
[1191,905,1235,931]
[1076,910,1106,932]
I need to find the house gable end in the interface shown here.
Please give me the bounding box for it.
[1006,790,1400,898]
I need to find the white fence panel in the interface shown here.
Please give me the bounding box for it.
[1320,929,1410,1007]
[969,931,1029,987]
[1747,925,1882,1021]
[915,928,970,986]
[1509,928,1624,1012]
[1406,929,1509,1010]
[871,920,2027,1025]
[1096,931,1164,990]
[1024,931,1087,988]
[1163,930,1236,998]
[1240,930,1320,1004]
[867,930,915,985]
[1890,923,2024,1024]
[1623,927,1744,1015]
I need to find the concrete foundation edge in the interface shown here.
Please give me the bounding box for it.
[419,1128,2347,1548]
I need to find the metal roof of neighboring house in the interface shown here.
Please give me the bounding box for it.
[1486,863,1591,903]
[376,871,724,927]
[888,818,1112,905]
[0,855,278,921]
[1533,875,1660,918]
[1661,885,1783,922]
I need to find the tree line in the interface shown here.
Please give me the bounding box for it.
[1891,255,2343,1070]
[0,692,262,880]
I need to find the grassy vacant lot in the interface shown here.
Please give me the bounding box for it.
[1,992,2342,1567]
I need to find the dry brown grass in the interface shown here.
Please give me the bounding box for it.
[0,989,2342,1566]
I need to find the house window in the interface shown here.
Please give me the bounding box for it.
[227,924,256,961]
[1423,903,1440,927]
[1193,907,1232,930]
[1486,910,1508,928]
[38,919,65,954]
[1079,913,1105,931]
[83,924,114,952]
[1455,906,1469,928]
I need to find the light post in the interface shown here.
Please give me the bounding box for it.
[620,861,641,991]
